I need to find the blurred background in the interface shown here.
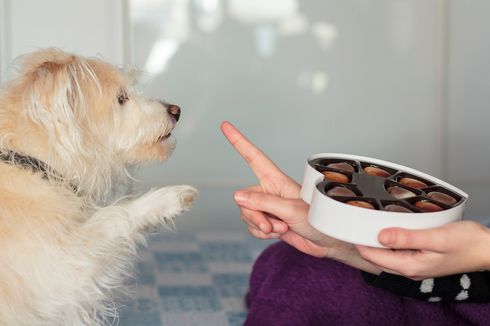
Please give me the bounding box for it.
[1,0,490,227]
[2,1,490,325]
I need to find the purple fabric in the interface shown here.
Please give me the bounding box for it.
[246,242,490,326]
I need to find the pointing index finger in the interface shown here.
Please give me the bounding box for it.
[221,121,283,181]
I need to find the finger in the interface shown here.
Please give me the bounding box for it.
[248,226,281,240]
[244,185,262,192]
[234,190,307,224]
[240,207,272,233]
[240,186,289,233]
[221,121,284,181]
[239,211,261,231]
[240,206,289,234]
[356,245,425,279]
[267,215,289,234]
[378,227,448,251]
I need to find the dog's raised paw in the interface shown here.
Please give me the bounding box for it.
[126,185,198,223]
[174,185,198,210]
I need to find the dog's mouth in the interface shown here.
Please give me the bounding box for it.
[157,132,172,142]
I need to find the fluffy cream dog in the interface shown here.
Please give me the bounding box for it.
[0,49,197,325]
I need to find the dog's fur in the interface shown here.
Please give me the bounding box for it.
[0,49,197,325]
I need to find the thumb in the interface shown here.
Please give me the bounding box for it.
[378,227,446,251]
[234,190,307,224]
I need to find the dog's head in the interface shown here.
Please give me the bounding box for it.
[1,49,180,197]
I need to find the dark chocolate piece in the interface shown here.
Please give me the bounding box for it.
[327,162,355,173]
[364,166,391,178]
[323,171,349,183]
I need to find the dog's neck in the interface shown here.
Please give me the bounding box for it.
[0,150,78,193]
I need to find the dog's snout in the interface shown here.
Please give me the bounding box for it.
[167,104,181,122]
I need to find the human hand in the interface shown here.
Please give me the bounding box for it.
[356,220,490,280]
[221,121,380,273]
[220,121,299,236]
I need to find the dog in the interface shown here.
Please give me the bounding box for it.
[0,49,197,325]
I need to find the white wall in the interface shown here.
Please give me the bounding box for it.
[129,0,452,230]
[447,0,490,223]
[0,0,126,80]
[0,0,10,79]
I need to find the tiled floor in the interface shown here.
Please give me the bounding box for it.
[118,231,274,326]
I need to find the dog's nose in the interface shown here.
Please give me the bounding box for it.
[167,104,181,122]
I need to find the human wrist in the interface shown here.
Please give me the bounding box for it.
[326,243,382,275]
[481,225,490,271]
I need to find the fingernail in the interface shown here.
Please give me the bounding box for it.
[379,230,393,245]
[272,223,286,234]
[258,223,269,233]
[234,191,249,203]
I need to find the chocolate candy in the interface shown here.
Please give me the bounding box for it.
[326,186,356,197]
[427,191,457,206]
[346,200,375,210]
[384,204,412,213]
[387,186,416,199]
[323,171,349,183]
[399,177,427,190]
[415,200,444,212]
[364,166,391,177]
[327,162,355,173]
[312,157,464,214]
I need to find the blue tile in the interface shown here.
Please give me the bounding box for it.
[119,232,273,325]
[212,274,249,298]
[154,252,207,273]
[119,298,161,326]
[200,242,253,262]
[135,261,156,285]
[158,286,222,312]
[149,232,197,244]
[227,311,247,326]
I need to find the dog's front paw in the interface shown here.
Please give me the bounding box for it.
[174,185,198,211]
[127,186,198,227]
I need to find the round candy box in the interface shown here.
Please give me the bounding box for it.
[300,153,468,247]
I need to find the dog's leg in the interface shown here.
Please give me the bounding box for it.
[73,185,197,323]
[123,185,198,232]
[83,185,197,239]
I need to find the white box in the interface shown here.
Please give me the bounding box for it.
[300,153,468,247]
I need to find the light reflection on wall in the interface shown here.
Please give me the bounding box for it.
[130,0,336,94]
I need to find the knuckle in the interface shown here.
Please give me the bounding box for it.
[248,195,264,211]
[243,212,262,226]
[397,232,411,247]
[239,214,250,225]
[401,266,422,280]
[400,267,418,280]
[357,248,371,260]
[244,154,254,165]
[248,226,267,239]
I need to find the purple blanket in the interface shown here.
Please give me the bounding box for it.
[246,242,490,325]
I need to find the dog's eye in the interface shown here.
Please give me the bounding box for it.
[117,91,129,105]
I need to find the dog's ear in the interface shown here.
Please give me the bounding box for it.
[16,50,102,161]
[21,50,99,128]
